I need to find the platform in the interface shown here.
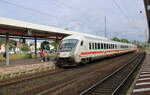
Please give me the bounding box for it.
[131,50,150,95]
[0,61,56,81]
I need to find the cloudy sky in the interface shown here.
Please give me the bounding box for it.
[0,0,148,41]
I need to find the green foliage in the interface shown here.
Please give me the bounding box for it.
[50,41,57,47]
[120,39,130,43]
[0,38,5,45]
[112,37,130,43]
[41,41,50,50]
[24,53,32,58]
[9,40,16,50]
[0,53,32,61]
[20,44,30,51]
[0,38,17,50]
[112,37,120,42]
[50,41,59,50]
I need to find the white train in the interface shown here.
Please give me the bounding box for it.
[57,35,137,66]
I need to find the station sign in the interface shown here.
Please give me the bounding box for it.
[27,29,32,36]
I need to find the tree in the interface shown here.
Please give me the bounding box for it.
[9,40,16,51]
[112,37,130,43]
[112,37,120,42]
[0,38,5,45]
[120,39,130,43]
[0,38,17,51]
[41,41,50,50]
[20,44,30,52]
[50,41,57,47]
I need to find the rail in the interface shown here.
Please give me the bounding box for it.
[80,53,145,95]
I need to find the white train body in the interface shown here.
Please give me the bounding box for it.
[57,35,137,66]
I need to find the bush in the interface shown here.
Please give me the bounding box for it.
[20,44,30,52]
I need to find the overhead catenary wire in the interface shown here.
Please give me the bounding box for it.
[112,0,145,38]
[112,0,131,21]
[112,0,144,26]
[53,0,104,20]
[0,0,58,19]
[0,0,145,40]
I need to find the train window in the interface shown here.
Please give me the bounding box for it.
[92,43,94,49]
[101,43,103,49]
[105,44,107,49]
[113,44,114,49]
[115,45,116,49]
[59,39,78,52]
[106,44,108,49]
[81,41,83,46]
[98,43,100,49]
[103,44,105,49]
[104,44,106,49]
[95,43,97,49]
[89,43,91,49]
[105,44,108,49]
[109,44,111,49]
[110,44,112,49]
[107,44,109,49]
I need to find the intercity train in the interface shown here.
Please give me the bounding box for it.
[56,35,137,67]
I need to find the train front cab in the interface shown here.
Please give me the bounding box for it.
[57,39,79,67]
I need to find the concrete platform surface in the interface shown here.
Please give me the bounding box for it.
[131,50,150,95]
[0,62,56,80]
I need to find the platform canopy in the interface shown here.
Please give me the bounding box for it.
[0,17,107,40]
[144,0,150,43]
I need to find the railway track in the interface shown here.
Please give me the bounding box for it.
[0,52,138,95]
[33,52,139,95]
[0,68,66,87]
[80,52,145,95]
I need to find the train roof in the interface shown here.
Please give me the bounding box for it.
[64,35,135,46]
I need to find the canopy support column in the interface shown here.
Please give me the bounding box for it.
[34,36,37,58]
[5,33,10,66]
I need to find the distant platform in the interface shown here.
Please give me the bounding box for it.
[131,50,150,95]
[0,61,56,81]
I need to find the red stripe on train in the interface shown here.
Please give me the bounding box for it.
[80,49,129,55]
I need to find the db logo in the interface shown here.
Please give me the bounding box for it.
[62,53,67,56]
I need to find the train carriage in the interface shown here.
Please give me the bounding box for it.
[57,35,137,67]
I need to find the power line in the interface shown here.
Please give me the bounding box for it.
[53,0,106,36]
[112,0,131,21]
[53,0,103,21]
[112,0,143,36]
[0,0,58,19]
[112,0,141,27]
